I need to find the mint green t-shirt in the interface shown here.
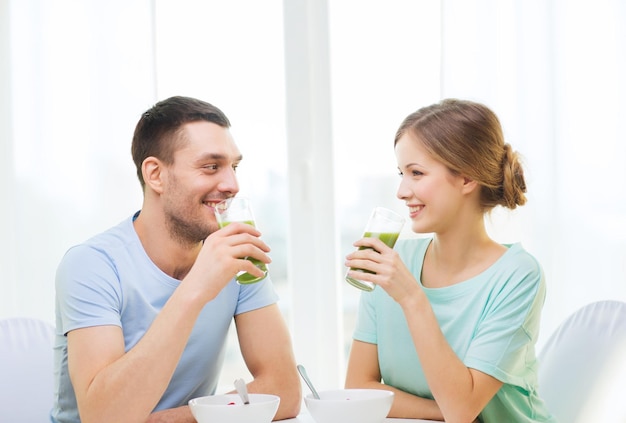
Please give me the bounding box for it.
[353,238,556,423]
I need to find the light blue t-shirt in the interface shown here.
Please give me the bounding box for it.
[353,238,556,423]
[51,213,279,423]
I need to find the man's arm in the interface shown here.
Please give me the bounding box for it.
[67,222,269,423]
[146,405,195,423]
[235,304,302,420]
[67,286,206,423]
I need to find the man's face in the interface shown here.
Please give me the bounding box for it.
[161,121,241,244]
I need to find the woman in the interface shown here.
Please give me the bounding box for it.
[344,99,556,422]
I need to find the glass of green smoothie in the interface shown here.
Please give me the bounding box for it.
[345,206,405,291]
[214,197,268,284]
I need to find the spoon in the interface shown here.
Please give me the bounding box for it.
[234,378,250,405]
[297,364,320,399]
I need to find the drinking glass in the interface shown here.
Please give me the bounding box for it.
[214,197,268,284]
[345,207,405,291]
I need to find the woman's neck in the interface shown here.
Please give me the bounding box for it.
[421,220,505,288]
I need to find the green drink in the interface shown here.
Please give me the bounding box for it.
[345,207,405,291]
[214,197,269,285]
[345,232,400,291]
[218,220,268,284]
[363,231,400,248]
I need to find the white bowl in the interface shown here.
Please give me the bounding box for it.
[188,393,280,423]
[304,389,394,423]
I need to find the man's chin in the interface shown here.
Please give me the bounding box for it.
[201,224,220,240]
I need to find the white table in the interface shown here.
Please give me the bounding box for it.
[284,413,442,423]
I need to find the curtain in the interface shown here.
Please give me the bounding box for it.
[1,0,625,385]
[1,0,154,318]
[440,0,626,342]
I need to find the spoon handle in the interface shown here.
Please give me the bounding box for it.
[234,378,250,404]
[297,364,320,399]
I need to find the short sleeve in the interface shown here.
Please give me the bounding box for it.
[55,245,123,335]
[464,256,546,390]
[353,291,378,344]
[234,276,279,316]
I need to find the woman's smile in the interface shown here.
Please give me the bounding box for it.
[408,204,424,218]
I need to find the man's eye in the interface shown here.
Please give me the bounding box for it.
[204,164,218,171]
[397,170,404,177]
[232,164,239,172]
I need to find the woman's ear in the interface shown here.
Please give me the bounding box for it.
[142,157,165,194]
[461,176,478,195]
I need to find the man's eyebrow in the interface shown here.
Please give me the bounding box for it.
[195,153,243,163]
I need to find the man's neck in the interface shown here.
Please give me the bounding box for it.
[133,210,201,281]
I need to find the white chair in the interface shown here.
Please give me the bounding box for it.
[0,317,55,423]
[538,300,626,423]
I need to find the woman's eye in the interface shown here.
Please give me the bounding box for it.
[398,169,423,177]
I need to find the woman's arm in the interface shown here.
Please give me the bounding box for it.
[345,340,444,420]
[399,298,502,422]
[346,238,503,423]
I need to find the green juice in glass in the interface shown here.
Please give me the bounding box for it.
[345,231,400,291]
[218,220,269,284]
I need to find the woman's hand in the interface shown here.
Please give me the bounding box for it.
[345,237,422,308]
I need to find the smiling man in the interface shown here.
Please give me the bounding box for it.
[52,96,301,423]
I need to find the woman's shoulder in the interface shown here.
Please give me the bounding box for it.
[393,236,432,272]
[501,243,543,275]
[395,236,432,250]
[491,243,546,298]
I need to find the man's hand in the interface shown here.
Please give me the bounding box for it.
[184,222,271,303]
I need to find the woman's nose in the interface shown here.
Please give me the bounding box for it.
[396,177,410,200]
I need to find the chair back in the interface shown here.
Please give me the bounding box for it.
[538,300,626,422]
[0,317,55,423]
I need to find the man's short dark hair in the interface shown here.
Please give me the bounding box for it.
[131,96,231,190]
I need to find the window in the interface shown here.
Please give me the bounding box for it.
[5,0,625,398]
[328,0,442,363]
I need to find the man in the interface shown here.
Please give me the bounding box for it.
[52,96,301,422]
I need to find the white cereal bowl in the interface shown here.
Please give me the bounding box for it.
[304,389,394,423]
[188,393,280,423]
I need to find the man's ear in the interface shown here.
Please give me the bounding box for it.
[142,157,165,194]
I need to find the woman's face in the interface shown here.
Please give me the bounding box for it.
[395,133,468,235]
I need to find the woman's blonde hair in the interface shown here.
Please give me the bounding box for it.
[394,98,527,211]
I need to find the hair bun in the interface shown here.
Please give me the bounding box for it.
[501,143,527,209]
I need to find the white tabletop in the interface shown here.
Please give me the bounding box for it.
[284,414,442,423]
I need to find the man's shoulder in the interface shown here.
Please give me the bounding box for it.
[63,214,138,262]
[83,215,136,246]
